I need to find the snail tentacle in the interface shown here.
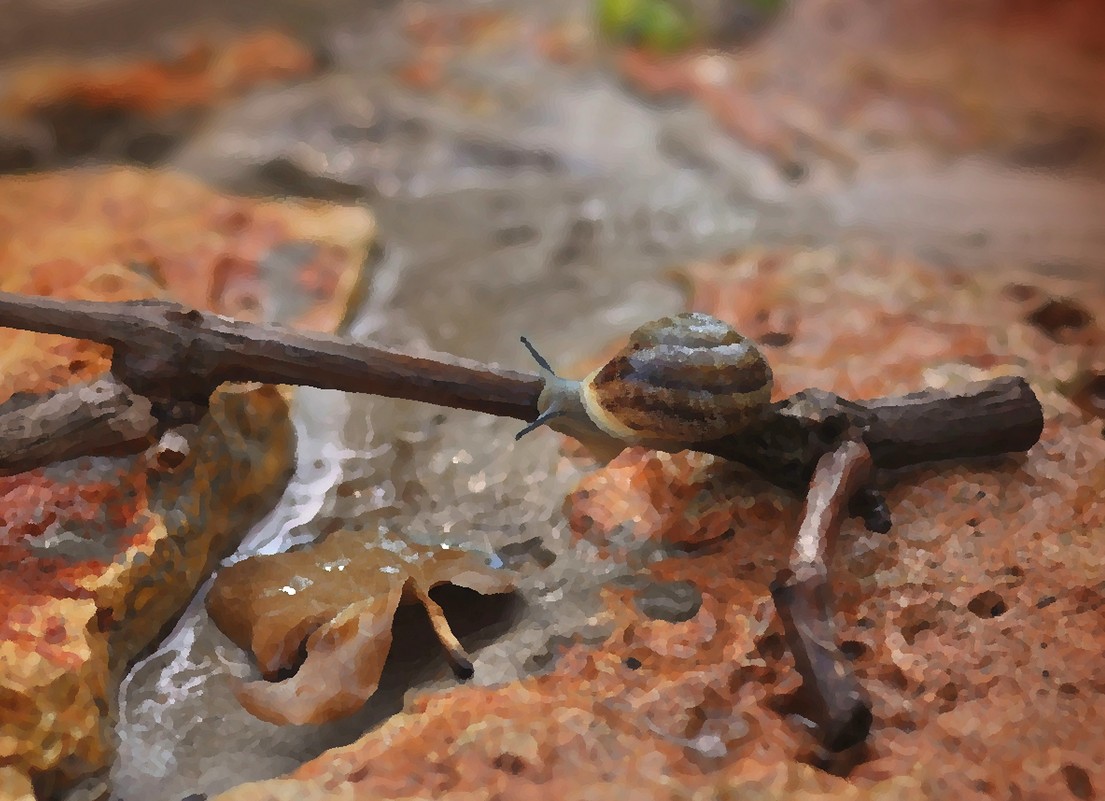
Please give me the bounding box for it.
[515,406,566,440]
[520,336,555,374]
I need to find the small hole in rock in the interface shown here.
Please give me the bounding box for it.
[493,754,527,775]
[840,640,867,661]
[1003,283,1040,302]
[901,619,932,645]
[1069,373,1105,420]
[1026,297,1093,340]
[780,160,808,183]
[494,224,539,248]
[967,590,1008,618]
[1061,764,1094,801]
[937,682,958,703]
[757,632,787,661]
[759,331,794,347]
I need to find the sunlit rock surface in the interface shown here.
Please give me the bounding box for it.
[0,167,372,798]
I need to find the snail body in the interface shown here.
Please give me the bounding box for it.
[517,312,773,456]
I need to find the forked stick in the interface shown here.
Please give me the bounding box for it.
[0,292,1043,529]
[771,439,875,751]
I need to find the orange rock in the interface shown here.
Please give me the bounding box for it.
[0,166,373,796]
[216,247,1104,800]
[2,29,316,119]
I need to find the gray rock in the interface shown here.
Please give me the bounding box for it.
[633,580,704,623]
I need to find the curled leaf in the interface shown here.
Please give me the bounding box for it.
[206,528,515,725]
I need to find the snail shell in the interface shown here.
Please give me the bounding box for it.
[518,312,773,454]
[583,312,773,441]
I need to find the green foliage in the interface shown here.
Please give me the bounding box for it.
[596,0,696,54]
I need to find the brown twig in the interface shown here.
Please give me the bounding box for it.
[0,293,540,419]
[0,374,158,475]
[771,439,875,751]
[0,292,1043,526]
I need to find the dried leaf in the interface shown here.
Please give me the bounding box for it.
[207,529,516,726]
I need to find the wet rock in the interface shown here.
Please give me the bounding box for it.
[0,166,371,796]
[611,0,1105,170]
[496,537,557,570]
[0,29,317,167]
[632,579,703,623]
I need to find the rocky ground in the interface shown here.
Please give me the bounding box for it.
[0,1,1103,800]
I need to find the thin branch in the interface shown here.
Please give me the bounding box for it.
[0,292,541,418]
[0,374,157,475]
[772,439,875,752]
[700,381,1042,490]
[0,293,1043,516]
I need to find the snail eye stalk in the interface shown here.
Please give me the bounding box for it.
[514,407,565,440]
[520,335,555,374]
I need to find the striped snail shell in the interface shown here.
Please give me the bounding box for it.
[516,312,773,453]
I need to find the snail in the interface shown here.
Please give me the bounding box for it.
[516,312,773,459]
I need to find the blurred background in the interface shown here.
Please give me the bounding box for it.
[2,0,1103,275]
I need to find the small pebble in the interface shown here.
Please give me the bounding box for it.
[633,580,702,623]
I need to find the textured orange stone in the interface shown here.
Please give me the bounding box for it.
[2,29,316,119]
[0,167,373,796]
[216,247,1104,801]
